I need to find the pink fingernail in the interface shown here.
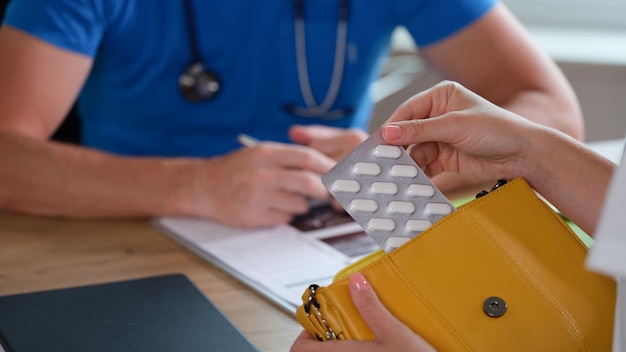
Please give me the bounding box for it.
[382,124,402,141]
[350,272,369,291]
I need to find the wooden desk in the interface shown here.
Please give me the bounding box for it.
[0,212,302,351]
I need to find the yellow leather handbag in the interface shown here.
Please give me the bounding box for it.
[296,178,616,351]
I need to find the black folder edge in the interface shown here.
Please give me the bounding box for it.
[0,330,9,352]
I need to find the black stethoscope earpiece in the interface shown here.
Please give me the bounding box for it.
[179,62,221,102]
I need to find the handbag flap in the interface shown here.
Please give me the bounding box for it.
[298,178,616,351]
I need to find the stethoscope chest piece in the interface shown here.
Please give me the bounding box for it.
[179,62,221,102]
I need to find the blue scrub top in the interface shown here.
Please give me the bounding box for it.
[4,0,496,157]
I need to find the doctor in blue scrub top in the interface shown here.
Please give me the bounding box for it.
[0,0,582,228]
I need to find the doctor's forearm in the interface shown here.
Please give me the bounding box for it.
[0,133,200,218]
[498,85,584,142]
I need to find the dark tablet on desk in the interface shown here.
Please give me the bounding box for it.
[0,274,258,352]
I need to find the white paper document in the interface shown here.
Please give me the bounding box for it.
[152,205,380,313]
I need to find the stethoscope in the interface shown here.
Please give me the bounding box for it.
[179,0,354,120]
[178,0,221,102]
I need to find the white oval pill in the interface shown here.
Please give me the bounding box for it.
[370,182,398,195]
[390,165,418,178]
[367,218,396,231]
[373,145,402,159]
[331,179,361,193]
[407,184,435,198]
[349,199,378,212]
[424,202,453,215]
[384,236,411,251]
[353,162,381,176]
[387,201,415,214]
[405,219,432,232]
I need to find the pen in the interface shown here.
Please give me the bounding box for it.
[237,133,260,148]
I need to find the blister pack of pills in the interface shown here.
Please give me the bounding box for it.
[322,129,456,252]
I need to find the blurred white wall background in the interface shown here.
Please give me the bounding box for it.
[370,0,626,142]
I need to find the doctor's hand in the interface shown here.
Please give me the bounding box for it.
[290,272,436,352]
[289,124,368,161]
[183,141,335,228]
[381,81,540,185]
